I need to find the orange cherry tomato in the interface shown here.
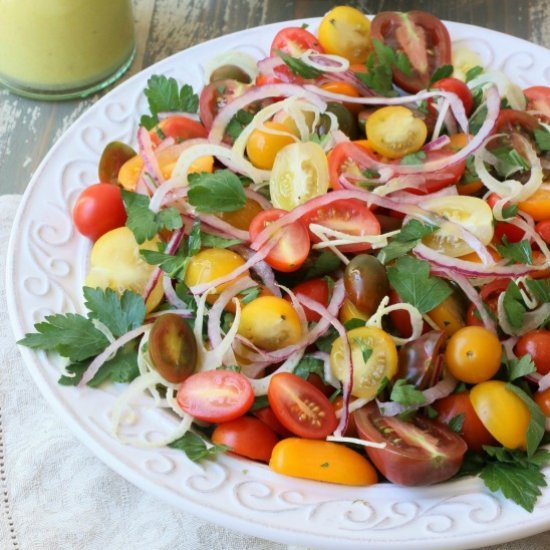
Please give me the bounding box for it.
[534,387,550,416]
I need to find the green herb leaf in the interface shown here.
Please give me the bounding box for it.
[390,379,427,406]
[344,318,366,331]
[58,362,89,386]
[495,236,533,265]
[239,286,261,305]
[399,151,427,166]
[430,64,454,85]
[250,395,270,412]
[501,204,519,219]
[386,256,453,313]
[502,281,526,330]
[465,66,484,82]
[448,413,465,433]
[140,248,189,280]
[87,341,140,388]
[199,232,242,249]
[525,277,550,303]
[168,432,229,462]
[507,354,537,381]
[469,104,488,135]
[377,220,438,265]
[302,251,341,279]
[534,128,550,152]
[352,339,373,364]
[275,50,324,79]
[491,146,530,178]
[188,170,247,213]
[294,355,326,382]
[225,109,255,141]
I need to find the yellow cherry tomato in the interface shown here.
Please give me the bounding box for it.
[270,142,329,211]
[270,438,378,486]
[215,198,264,231]
[330,326,398,399]
[470,381,531,450]
[445,326,502,384]
[421,196,494,258]
[366,106,427,159]
[338,298,369,325]
[184,248,248,300]
[246,121,296,170]
[238,296,302,351]
[427,293,466,337]
[318,6,372,64]
[518,188,550,221]
[85,226,163,313]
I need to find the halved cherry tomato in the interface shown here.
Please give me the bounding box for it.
[301,198,380,253]
[72,183,127,241]
[149,115,208,146]
[249,208,310,272]
[445,326,502,384]
[534,387,550,416]
[176,370,254,423]
[355,402,467,486]
[211,416,278,463]
[432,391,497,452]
[215,197,263,231]
[289,278,330,322]
[330,326,398,399]
[270,26,324,56]
[429,77,474,116]
[238,296,303,351]
[318,6,372,64]
[494,220,525,244]
[495,108,541,135]
[466,278,510,327]
[536,220,550,245]
[270,438,378,485]
[524,86,550,123]
[268,373,337,439]
[518,188,550,221]
[199,79,249,130]
[470,380,531,450]
[515,330,550,375]
[246,121,296,170]
[370,11,452,93]
[98,141,136,184]
[338,299,370,325]
[366,106,427,159]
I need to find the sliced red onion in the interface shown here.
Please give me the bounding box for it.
[423,134,451,152]
[136,126,164,187]
[247,350,305,396]
[196,213,250,241]
[233,245,281,297]
[147,308,193,320]
[155,136,176,151]
[244,187,272,210]
[389,184,458,204]
[162,274,190,310]
[257,55,285,74]
[300,50,350,72]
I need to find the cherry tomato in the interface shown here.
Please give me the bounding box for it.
[388,289,424,337]
[432,391,497,452]
[176,370,254,423]
[249,208,310,272]
[535,220,550,245]
[98,141,136,184]
[215,198,263,231]
[289,278,330,323]
[211,416,278,463]
[446,134,484,196]
[354,402,467,486]
[534,387,550,416]
[317,6,372,64]
[255,74,283,86]
[370,11,452,93]
[253,406,293,438]
[270,438,378,486]
[343,254,389,316]
[338,299,370,325]
[426,292,467,337]
[301,199,380,253]
[366,106,427,159]
[85,226,163,313]
[268,373,338,439]
[238,296,303,351]
[330,326,398,399]
[149,115,208,146]
[319,83,362,115]
[270,26,324,57]
[515,330,550,375]
[148,313,197,383]
[209,64,251,84]
[269,142,329,210]
[199,79,249,130]
[518,188,550,221]
[470,380,531,450]
[524,86,550,123]
[466,278,510,327]
[421,196,494,258]
[72,183,127,241]
[494,220,525,244]
[246,121,296,170]
[495,108,541,135]
[445,326,502,384]
[429,77,474,116]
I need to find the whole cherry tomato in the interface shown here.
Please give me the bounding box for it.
[515,330,550,375]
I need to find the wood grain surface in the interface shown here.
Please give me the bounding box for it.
[0,0,549,195]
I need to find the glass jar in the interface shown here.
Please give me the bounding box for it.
[0,0,135,100]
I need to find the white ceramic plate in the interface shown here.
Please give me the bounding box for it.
[7,17,550,550]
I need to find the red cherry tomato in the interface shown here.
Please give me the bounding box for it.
[211,416,279,463]
[270,27,324,57]
[255,74,283,86]
[288,278,330,322]
[429,77,474,116]
[466,278,511,327]
[524,86,550,123]
[432,391,497,452]
[149,115,208,146]
[494,220,525,244]
[72,183,127,241]
[370,11,452,93]
[534,387,550,416]
[494,109,541,135]
[249,208,310,272]
[199,79,249,130]
[267,372,338,439]
[515,330,550,375]
[354,402,467,486]
[253,406,293,438]
[176,370,254,423]
[301,198,381,253]
[388,289,430,337]
[536,220,550,245]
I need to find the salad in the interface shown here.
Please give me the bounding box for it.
[19,6,550,512]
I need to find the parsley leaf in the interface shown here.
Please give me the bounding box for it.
[495,236,533,265]
[469,104,488,135]
[187,170,247,213]
[390,379,426,406]
[239,286,260,305]
[502,281,526,330]
[430,64,453,85]
[377,220,438,265]
[352,339,373,364]
[501,203,519,219]
[168,432,229,462]
[275,49,324,79]
[448,413,465,433]
[249,395,270,412]
[525,277,550,302]
[491,146,530,178]
[199,232,242,249]
[58,362,89,386]
[225,109,254,141]
[87,341,140,388]
[399,151,427,165]
[534,128,550,152]
[294,355,326,382]
[122,190,183,244]
[465,66,484,82]
[507,354,537,381]
[140,75,198,129]
[386,256,452,313]
[302,251,341,279]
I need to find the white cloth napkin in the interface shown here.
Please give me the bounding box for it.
[1,193,549,550]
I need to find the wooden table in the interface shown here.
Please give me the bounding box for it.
[0,0,549,195]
